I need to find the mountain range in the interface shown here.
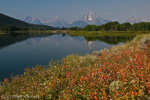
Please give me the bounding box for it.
[22,12,150,28]
[1,12,149,29]
[22,12,111,28]
[125,17,150,24]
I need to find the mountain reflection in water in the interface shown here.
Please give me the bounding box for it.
[0,33,135,81]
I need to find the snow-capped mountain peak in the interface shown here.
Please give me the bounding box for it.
[88,14,93,21]
[81,12,110,25]
[88,17,92,21]
[88,12,95,21]
[39,17,69,28]
[126,17,142,24]
[22,12,111,28]
[22,16,42,25]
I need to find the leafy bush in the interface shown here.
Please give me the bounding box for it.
[0,34,150,99]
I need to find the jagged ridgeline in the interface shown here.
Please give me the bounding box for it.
[0,13,56,31]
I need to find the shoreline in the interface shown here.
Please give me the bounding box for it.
[0,33,150,99]
[0,30,150,35]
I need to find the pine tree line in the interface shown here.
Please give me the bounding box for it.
[67,22,150,31]
[0,25,28,32]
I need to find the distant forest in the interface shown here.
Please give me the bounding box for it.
[0,25,28,32]
[1,22,150,32]
[0,25,53,32]
[68,22,150,31]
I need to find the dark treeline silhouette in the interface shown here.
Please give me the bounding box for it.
[69,34,135,45]
[84,36,135,44]
[0,25,29,32]
[67,21,150,31]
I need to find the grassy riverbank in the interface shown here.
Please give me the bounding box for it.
[0,34,150,99]
[0,30,150,36]
[67,30,150,37]
[0,30,64,34]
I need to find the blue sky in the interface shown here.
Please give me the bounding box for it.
[0,0,150,22]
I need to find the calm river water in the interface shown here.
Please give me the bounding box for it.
[0,33,133,81]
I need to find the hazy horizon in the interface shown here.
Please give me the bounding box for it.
[1,0,150,22]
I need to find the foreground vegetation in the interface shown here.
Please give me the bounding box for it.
[0,34,150,99]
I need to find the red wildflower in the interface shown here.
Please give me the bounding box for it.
[104,75,107,81]
[4,78,9,82]
[133,80,136,84]
[94,96,98,100]
[148,88,150,94]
